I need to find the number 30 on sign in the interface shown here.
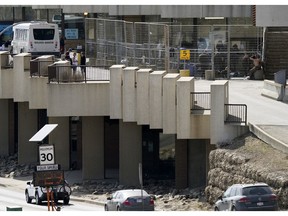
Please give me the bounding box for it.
[39,145,55,165]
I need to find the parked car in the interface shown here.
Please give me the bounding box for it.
[104,189,155,211]
[214,183,278,211]
[25,180,71,205]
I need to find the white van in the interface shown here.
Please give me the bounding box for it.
[11,21,60,57]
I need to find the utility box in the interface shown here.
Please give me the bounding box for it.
[6,206,22,211]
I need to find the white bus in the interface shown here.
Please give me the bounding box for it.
[11,21,60,57]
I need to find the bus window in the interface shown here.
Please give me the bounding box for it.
[33,29,55,40]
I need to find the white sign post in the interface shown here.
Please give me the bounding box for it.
[39,145,55,165]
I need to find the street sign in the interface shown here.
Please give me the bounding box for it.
[36,164,59,171]
[39,145,55,165]
[180,49,190,60]
[33,170,64,187]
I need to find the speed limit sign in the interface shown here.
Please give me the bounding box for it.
[39,145,55,165]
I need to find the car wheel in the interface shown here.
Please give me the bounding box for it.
[63,197,70,205]
[35,192,42,205]
[25,190,32,203]
[104,205,108,211]
[214,207,219,211]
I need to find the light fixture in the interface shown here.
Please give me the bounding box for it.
[84,12,88,16]
[204,17,225,20]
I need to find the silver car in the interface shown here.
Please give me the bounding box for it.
[214,183,278,211]
[104,189,155,211]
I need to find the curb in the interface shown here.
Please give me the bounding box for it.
[249,123,288,154]
[70,196,105,206]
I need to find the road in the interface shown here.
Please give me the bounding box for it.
[0,187,103,211]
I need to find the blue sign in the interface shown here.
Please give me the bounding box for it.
[65,28,78,40]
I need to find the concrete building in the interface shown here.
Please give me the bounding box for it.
[0,5,288,189]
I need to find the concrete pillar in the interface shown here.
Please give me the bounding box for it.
[175,139,188,189]
[137,68,152,125]
[149,71,167,129]
[13,53,31,102]
[210,80,228,145]
[0,99,9,156]
[188,139,209,188]
[163,73,180,134]
[123,67,138,122]
[119,120,142,186]
[82,116,104,180]
[177,77,194,139]
[49,117,70,170]
[18,102,38,164]
[110,65,125,119]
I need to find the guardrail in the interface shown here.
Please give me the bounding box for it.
[48,65,110,83]
[191,92,211,111]
[224,104,247,125]
[30,59,55,77]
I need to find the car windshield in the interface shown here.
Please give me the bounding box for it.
[242,186,272,196]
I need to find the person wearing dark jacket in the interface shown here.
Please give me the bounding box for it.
[80,52,86,75]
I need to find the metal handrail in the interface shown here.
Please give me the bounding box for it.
[48,65,110,83]
[224,104,247,125]
[191,92,211,111]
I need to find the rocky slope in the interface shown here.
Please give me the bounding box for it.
[205,132,288,210]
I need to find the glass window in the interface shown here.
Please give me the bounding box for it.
[223,186,232,198]
[243,186,272,196]
[33,29,55,40]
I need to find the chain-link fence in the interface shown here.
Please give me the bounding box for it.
[86,18,263,78]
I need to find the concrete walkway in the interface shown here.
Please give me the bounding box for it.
[195,79,288,153]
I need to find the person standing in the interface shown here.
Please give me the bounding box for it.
[60,36,65,54]
[72,52,78,74]
[80,51,86,76]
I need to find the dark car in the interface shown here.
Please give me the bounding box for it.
[104,189,154,211]
[25,180,71,205]
[214,183,278,211]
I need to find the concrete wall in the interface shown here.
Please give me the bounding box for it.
[137,68,152,125]
[29,77,48,109]
[18,102,38,164]
[122,67,138,122]
[13,53,31,102]
[49,117,70,170]
[175,139,188,189]
[82,116,104,180]
[149,71,166,129]
[0,99,9,156]
[0,51,13,99]
[119,120,142,186]
[256,5,288,27]
[177,77,194,139]
[210,80,248,145]
[109,65,125,119]
[163,73,180,134]
[35,5,251,18]
[47,82,110,116]
[188,139,209,188]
